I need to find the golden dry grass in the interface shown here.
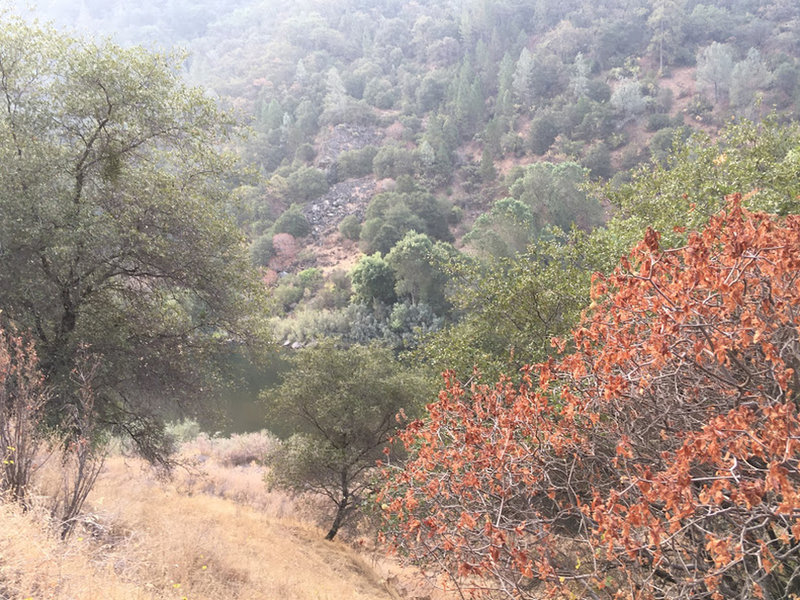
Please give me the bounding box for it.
[0,434,454,600]
[0,500,150,600]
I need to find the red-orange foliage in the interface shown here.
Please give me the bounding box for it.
[378,196,800,599]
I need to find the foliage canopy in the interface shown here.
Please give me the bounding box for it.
[380,197,800,599]
[0,18,265,460]
[263,342,431,540]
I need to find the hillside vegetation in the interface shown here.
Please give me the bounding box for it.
[1,437,442,600]
[2,2,800,599]
[10,1,800,365]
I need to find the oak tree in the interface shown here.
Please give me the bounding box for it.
[263,342,431,540]
[0,17,265,460]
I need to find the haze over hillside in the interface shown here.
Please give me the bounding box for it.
[2,2,800,598]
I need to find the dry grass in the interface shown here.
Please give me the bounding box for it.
[0,501,149,600]
[0,432,455,600]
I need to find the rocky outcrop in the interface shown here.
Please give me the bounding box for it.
[315,124,383,168]
[305,177,376,238]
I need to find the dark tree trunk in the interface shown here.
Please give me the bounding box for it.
[325,471,350,541]
[325,500,348,541]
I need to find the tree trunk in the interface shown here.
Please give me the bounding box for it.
[326,471,350,541]
[325,499,348,541]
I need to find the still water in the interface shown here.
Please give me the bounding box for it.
[209,349,291,435]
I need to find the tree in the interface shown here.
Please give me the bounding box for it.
[385,231,453,313]
[380,197,800,599]
[372,144,417,180]
[463,197,537,259]
[360,185,453,255]
[351,253,397,305]
[418,232,592,381]
[0,18,265,461]
[274,204,312,238]
[479,147,497,183]
[696,42,734,103]
[569,52,591,99]
[528,111,560,155]
[602,118,800,260]
[263,342,431,540]
[508,161,601,233]
[730,48,772,110]
[686,4,735,44]
[424,118,800,385]
[511,47,534,106]
[321,67,349,124]
[611,78,647,121]
[285,166,329,203]
[647,0,686,73]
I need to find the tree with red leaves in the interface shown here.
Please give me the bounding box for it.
[379,195,800,599]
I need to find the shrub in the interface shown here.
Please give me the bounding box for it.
[372,144,417,179]
[350,253,396,305]
[528,113,560,155]
[338,214,361,241]
[297,268,323,293]
[271,280,305,313]
[581,142,612,180]
[0,326,47,505]
[165,419,203,445]
[646,112,672,131]
[212,431,278,466]
[335,146,378,180]
[380,198,800,599]
[294,143,317,163]
[249,231,275,267]
[285,166,329,203]
[274,204,311,238]
[360,187,452,255]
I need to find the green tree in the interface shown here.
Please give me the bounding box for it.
[372,144,417,179]
[463,197,536,259]
[424,120,800,384]
[647,0,686,73]
[509,161,602,233]
[321,66,348,124]
[417,233,592,380]
[335,146,378,180]
[599,118,800,263]
[479,147,497,182]
[263,342,431,540]
[528,111,560,155]
[250,230,276,267]
[696,42,734,103]
[351,253,397,305]
[495,51,516,118]
[0,18,265,461]
[569,52,591,99]
[730,48,772,110]
[360,186,452,254]
[338,214,361,241]
[285,166,329,203]
[511,46,534,106]
[385,231,454,313]
[611,78,647,121]
[274,204,311,238]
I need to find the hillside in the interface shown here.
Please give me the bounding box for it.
[0,436,448,600]
[2,4,800,598]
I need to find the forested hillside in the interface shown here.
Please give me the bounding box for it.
[21,0,797,354]
[3,2,800,598]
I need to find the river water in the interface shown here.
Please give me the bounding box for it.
[208,349,291,435]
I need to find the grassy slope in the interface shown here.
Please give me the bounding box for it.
[0,442,444,600]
